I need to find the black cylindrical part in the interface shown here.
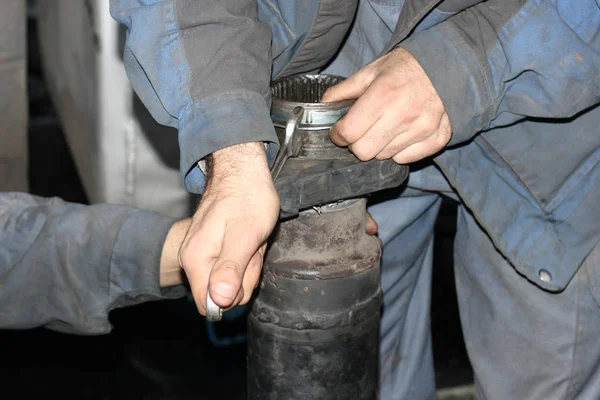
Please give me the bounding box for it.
[248,199,382,399]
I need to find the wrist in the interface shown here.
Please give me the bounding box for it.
[207,142,271,185]
[159,218,191,287]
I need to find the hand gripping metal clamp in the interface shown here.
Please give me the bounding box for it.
[205,107,304,322]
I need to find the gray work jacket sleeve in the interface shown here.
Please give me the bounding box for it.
[110,0,278,194]
[0,192,187,335]
[398,0,600,146]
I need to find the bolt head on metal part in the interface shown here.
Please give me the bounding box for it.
[206,292,223,322]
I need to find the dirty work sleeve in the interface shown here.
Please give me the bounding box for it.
[0,192,187,335]
[110,0,278,193]
[398,0,600,145]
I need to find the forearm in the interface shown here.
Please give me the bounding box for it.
[0,193,187,335]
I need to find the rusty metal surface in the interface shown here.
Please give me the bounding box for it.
[265,199,380,279]
[249,199,382,399]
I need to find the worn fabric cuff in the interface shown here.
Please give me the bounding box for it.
[179,90,279,194]
[109,209,187,311]
[399,22,494,146]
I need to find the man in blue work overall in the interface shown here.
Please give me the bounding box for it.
[0,1,191,335]
[112,0,600,398]
[0,193,191,333]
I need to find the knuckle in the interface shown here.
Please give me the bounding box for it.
[213,260,244,275]
[375,152,390,160]
[434,130,451,148]
[381,141,403,159]
[377,146,396,160]
[386,83,403,99]
[440,119,452,138]
[334,121,355,144]
[351,145,375,161]
[403,106,420,122]
[392,152,409,164]
[421,118,438,135]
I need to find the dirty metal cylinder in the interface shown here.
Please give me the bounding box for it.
[248,199,382,399]
[247,75,383,399]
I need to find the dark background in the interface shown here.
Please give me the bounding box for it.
[0,9,473,400]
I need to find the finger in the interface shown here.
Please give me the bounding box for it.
[321,66,376,103]
[185,260,211,316]
[348,111,404,161]
[221,244,266,309]
[373,107,445,160]
[329,80,388,147]
[366,212,378,235]
[375,130,421,160]
[208,225,262,308]
[240,248,265,305]
[391,133,449,164]
[179,222,224,315]
[252,242,268,291]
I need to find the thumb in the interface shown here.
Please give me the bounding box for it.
[366,212,378,235]
[321,67,375,102]
[208,227,262,308]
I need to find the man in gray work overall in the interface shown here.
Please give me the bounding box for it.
[112,0,600,398]
[0,0,192,334]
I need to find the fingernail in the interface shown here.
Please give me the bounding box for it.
[211,282,236,301]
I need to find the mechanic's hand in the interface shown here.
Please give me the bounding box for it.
[159,218,191,288]
[366,212,378,235]
[321,48,452,164]
[178,142,280,315]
